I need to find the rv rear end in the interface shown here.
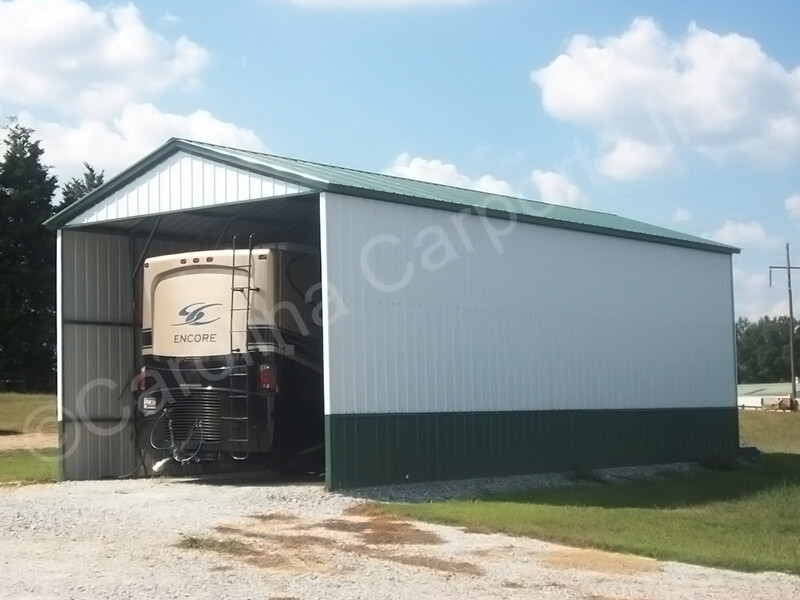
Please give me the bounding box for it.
[138,244,323,472]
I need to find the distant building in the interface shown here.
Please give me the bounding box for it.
[737,382,797,409]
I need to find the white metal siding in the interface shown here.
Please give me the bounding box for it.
[66,151,312,226]
[322,193,736,415]
[320,193,333,417]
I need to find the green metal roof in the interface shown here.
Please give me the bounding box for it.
[46,138,739,255]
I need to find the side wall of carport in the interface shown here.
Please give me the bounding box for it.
[320,192,739,490]
[58,229,195,479]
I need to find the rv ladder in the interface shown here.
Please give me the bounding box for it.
[226,233,258,460]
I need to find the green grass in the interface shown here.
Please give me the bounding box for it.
[740,411,799,453]
[0,393,58,484]
[0,393,57,435]
[383,412,800,575]
[0,448,58,483]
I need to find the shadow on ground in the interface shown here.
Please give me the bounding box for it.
[486,454,800,509]
[171,469,324,488]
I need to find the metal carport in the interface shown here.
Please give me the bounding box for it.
[48,137,740,489]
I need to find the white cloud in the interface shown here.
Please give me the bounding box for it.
[20,103,263,176]
[709,220,770,247]
[159,12,182,25]
[732,267,786,318]
[785,193,800,220]
[0,0,208,118]
[530,169,586,207]
[386,153,515,196]
[670,206,693,224]
[282,0,479,8]
[532,18,800,180]
[595,137,674,180]
[0,0,263,181]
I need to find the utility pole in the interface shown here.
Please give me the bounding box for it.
[770,243,799,408]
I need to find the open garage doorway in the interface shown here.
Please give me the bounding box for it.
[56,189,326,481]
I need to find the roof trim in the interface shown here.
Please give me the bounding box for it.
[46,138,175,229]
[46,138,740,256]
[326,186,737,254]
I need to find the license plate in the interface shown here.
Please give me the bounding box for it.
[142,396,158,412]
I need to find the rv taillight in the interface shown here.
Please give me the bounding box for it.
[259,364,275,391]
[138,367,149,392]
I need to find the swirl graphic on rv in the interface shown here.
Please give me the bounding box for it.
[173,302,222,327]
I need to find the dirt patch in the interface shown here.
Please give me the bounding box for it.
[470,544,520,560]
[178,533,338,574]
[192,513,478,579]
[217,522,338,549]
[543,548,661,575]
[319,518,370,533]
[214,526,244,535]
[182,513,662,582]
[249,512,299,523]
[177,535,260,558]
[0,432,57,451]
[343,503,387,518]
[502,580,525,589]
[257,533,338,549]
[245,550,337,574]
[339,543,483,577]
[382,552,483,576]
[320,516,443,545]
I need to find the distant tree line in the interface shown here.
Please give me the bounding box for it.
[736,316,799,384]
[0,120,104,388]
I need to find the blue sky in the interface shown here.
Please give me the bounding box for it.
[2,0,799,317]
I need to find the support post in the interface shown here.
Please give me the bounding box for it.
[769,243,799,409]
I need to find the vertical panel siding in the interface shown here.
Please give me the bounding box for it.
[61,421,137,481]
[62,231,130,324]
[322,193,736,416]
[66,152,312,226]
[60,231,137,480]
[325,408,740,489]
[62,324,133,420]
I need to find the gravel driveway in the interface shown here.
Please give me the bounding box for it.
[1,477,797,600]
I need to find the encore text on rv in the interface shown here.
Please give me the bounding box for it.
[173,333,217,344]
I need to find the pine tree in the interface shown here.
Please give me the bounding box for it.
[0,122,58,388]
[57,162,104,211]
